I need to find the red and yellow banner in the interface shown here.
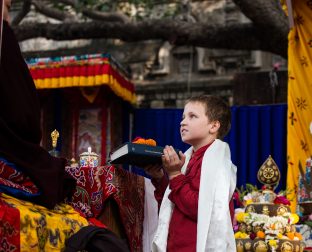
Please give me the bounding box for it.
[28,56,136,104]
[286,1,312,212]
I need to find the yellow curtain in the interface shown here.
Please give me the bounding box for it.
[287,1,312,212]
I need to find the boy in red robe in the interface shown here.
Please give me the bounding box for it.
[147,95,236,252]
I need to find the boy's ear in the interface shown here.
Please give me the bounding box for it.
[209,120,220,134]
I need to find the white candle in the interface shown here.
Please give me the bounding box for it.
[88,147,91,166]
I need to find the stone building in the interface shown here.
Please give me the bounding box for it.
[16,0,288,108]
[129,0,288,108]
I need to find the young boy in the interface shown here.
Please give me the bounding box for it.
[147,95,237,252]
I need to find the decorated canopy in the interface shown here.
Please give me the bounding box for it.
[27,54,136,104]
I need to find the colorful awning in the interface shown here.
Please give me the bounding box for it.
[27,54,136,104]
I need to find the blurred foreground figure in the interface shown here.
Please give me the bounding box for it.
[0,10,75,209]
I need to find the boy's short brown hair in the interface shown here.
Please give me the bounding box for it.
[186,95,231,139]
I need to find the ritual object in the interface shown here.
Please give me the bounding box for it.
[79,147,100,167]
[234,155,305,252]
[49,129,60,157]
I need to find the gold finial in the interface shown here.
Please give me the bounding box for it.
[51,129,59,149]
[257,155,280,188]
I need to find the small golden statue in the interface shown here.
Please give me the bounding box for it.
[49,129,60,157]
[262,205,270,215]
[51,129,60,149]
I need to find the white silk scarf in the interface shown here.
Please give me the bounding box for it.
[152,139,237,252]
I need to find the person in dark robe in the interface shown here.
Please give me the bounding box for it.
[0,1,76,209]
[0,5,131,252]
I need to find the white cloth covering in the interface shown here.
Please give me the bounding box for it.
[143,178,159,252]
[152,139,237,252]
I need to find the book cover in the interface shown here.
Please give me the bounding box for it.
[109,142,180,168]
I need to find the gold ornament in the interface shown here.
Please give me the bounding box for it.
[262,205,270,215]
[257,155,280,187]
[277,205,289,216]
[51,129,59,149]
[236,240,244,252]
[295,244,300,252]
[246,205,256,213]
[280,241,293,252]
[245,241,252,251]
[253,240,268,252]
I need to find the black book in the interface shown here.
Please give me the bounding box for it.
[108,142,180,168]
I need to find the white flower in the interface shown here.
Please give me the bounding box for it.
[243,193,253,201]
[235,208,245,214]
[246,213,269,226]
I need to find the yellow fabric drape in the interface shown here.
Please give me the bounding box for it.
[287,1,312,212]
[1,193,89,252]
[33,74,137,105]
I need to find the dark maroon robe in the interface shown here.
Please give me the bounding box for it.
[0,21,75,209]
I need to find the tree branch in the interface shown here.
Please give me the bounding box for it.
[232,0,289,50]
[81,10,130,23]
[57,0,130,23]
[11,0,32,26]
[14,19,287,58]
[233,0,288,31]
[32,0,75,21]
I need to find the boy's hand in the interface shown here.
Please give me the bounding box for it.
[145,164,164,180]
[162,146,186,180]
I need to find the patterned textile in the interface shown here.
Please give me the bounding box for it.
[112,167,145,252]
[298,159,312,205]
[286,0,312,212]
[0,193,89,252]
[0,158,40,198]
[65,165,117,218]
[77,109,102,158]
[0,195,20,252]
[65,164,145,252]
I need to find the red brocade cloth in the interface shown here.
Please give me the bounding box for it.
[0,196,20,252]
[65,165,117,218]
[0,159,40,197]
[65,165,145,252]
[112,167,145,252]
